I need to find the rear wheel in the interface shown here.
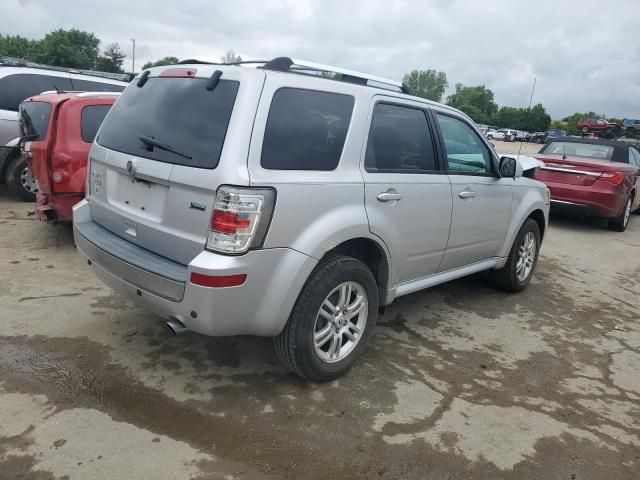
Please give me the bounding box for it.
[491,218,540,292]
[274,255,378,382]
[6,154,38,202]
[608,196,632,232]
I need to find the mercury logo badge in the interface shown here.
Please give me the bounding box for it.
[126,160,136,180]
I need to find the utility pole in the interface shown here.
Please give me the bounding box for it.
[130,38,136,73]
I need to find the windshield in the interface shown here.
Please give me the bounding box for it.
[19,102,52,141]
[97,77,239,169]
[543,142,614,160]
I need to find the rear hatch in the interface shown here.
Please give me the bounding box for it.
[87,66,264,265]
[19,100,53,194]
[534,154,618,186]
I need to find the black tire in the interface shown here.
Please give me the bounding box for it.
[490,218,541,293]
[487,135,493,140]
[274,255,378,382]
[535,137,544,144]
[608,195,632,232]
[6,154,38,202]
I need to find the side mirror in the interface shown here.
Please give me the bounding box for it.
[499,156,522,178]
[490,142,496,148]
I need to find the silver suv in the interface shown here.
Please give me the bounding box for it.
[0,58,127,200]
[73,58,549,381]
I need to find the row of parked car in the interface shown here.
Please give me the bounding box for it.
[478,126,569,144]
[5,56,640,381]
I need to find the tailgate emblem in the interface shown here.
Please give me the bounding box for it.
[126,160,136,179]
[189,202,206,211]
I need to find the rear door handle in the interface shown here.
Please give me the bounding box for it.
[377,189,403,202]
[458,189,476,199]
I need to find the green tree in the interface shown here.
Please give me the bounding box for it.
[549,120,566,130]
[402,69,448,102]
[142,56,180,70]
[32,29,100,69]
[0,34,39,60]
[526,103,552,132]
[95,43,125,73]
[446,84,498,124]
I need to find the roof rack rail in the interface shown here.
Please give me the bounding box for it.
[261,57,414,95]
[0,56,133,83]
[174,56,414,95]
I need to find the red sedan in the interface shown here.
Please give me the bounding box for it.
[534,137,640,231]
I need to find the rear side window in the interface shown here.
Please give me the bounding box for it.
[0,74,72,111]
[70,79,125,93]
[97,78,239,169]
[19,102,52,141]
[261,88,354,170]
[81,105,112,143]
[365,103,437,173]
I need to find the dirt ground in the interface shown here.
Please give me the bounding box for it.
[1,182,639,479]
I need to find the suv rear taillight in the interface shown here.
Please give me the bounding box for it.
[598,172,625,185]
[206,186,276,254]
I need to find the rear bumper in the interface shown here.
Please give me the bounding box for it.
[73,199,317,337]
[36,193,83,222]
[544,181,626,218]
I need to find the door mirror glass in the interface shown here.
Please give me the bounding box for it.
[499,156,518,178]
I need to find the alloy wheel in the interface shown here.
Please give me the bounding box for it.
[313,281,368,363]
[20,166,39,194]
[516,232,536,282]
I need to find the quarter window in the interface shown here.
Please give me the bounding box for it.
[436,114,493,174]
[81,105,112,143]
[70,79,125,93]
[365,103,437,173]
[261,88,354,171]
[630,148,640,166]
[0,74,72,111]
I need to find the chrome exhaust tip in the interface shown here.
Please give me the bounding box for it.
[166,317,188,335]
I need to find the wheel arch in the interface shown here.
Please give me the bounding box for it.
[322,237,391,307]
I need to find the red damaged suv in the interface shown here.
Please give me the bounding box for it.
[534,137,640,231]
[19,92,119,222]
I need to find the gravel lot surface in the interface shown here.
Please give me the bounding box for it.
[1,178,639,479]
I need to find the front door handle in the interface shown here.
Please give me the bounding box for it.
[377,189,403,202]
[458,189,476,199]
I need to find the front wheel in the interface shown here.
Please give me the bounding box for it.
[274,255,378,382]
[490,218,541,292]
[608,196,632,232]
[6,154,38,202]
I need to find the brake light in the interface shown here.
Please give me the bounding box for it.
[206,186,276,254]
[599,172,625,185]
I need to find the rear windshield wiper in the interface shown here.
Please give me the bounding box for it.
[139,135,192,160]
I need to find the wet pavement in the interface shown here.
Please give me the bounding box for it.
[1,190,639,479]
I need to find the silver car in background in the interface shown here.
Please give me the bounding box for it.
[0,58,127,200]
[73,57,550,381]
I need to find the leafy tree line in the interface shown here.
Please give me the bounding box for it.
[0,29,126,73]
[403,69,551,131]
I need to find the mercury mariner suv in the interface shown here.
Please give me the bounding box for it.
[73,57,550,381]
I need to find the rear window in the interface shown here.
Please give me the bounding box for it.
[0,74,72,111]
[70,79,125,93]
[97,77,239,169]
[81,105,112,143]
[543,142,614,161]
[261,88,354,170]
[19,102,52,141]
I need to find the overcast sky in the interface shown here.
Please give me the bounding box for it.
[3,0,639,119]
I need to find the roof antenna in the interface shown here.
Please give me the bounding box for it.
[517,77,537,159]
